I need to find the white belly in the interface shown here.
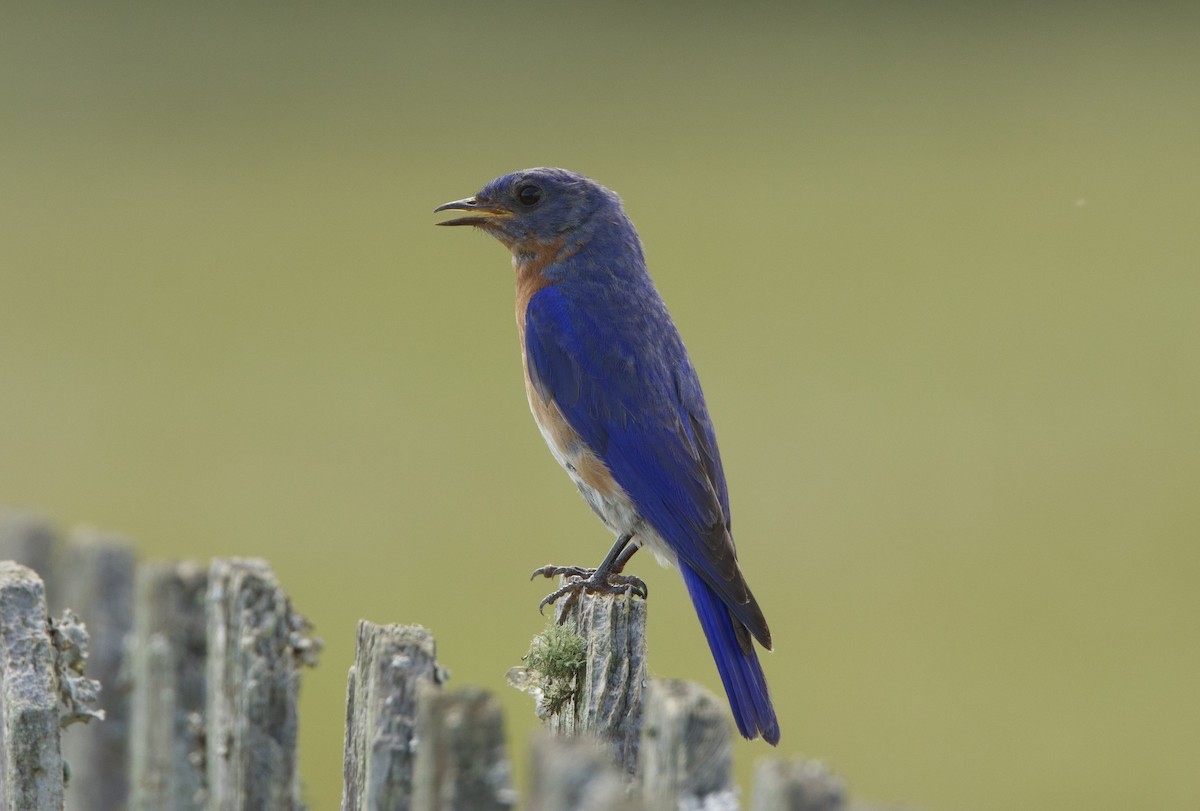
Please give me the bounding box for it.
[530,400,677,569]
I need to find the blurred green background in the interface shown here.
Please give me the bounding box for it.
[3,2,1198,809]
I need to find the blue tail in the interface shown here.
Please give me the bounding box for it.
[681,565,780,744]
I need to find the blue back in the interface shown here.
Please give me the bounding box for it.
[524,218,769,646]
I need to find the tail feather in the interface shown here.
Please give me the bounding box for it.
[681,565,780,745]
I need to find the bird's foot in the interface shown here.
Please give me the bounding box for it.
[531,564,648,620]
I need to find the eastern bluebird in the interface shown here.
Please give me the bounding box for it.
[435,168,780,744]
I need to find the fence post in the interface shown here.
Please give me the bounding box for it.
[0,512,58,606]
[510,585,647,775]
[526,733,644,811]
[640,679,738,811]
[60,529,136,811]
[0,562,63,810]
[410,685,515,811]
[128,561,209,811]
[205,558,318,811]
[751,759,847,811]
[342,622,446,811]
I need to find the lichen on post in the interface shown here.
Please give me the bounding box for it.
[509,582,647,775]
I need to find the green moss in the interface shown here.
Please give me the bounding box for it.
[525,622,586,715]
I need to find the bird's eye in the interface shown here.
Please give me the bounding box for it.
[516,184,542,207]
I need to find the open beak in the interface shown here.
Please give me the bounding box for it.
[434,197,513,227]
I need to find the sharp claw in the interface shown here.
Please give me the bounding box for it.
[539,586,564,613]
[556,588,581,624]
[533,562,648,622]
[532,565,596,582]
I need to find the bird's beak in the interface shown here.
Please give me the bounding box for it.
[434,197,514,227]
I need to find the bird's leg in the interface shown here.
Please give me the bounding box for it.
[532,532,648,620]
[610,539,640,573]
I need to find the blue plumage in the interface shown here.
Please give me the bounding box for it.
[437,167,780,744]
[682,566,780,743]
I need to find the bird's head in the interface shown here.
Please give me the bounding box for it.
[435,167,620,255]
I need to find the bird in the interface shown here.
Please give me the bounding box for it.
[435,167,780,745]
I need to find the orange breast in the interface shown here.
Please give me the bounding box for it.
[513,248,619,499]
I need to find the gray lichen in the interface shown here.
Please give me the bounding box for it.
[48,609,105,728]
[287,607,323,669]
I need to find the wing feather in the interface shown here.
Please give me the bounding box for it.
[525,286,770,649]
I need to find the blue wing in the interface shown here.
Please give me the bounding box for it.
[524,284,771,650]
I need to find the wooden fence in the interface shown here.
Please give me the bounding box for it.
[0,510,887,811]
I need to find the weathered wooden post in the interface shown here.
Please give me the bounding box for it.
[60,529,136,811]
[410,685,515,811]
[0,511,58,604]
[526,733,644,811]
[640,679,739,811]
[128,560,209,811]
[205,558,318,811]
[342,622,446,811]
[751,759,847,811]
[509,586,647,774]
[0,562,64,810]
